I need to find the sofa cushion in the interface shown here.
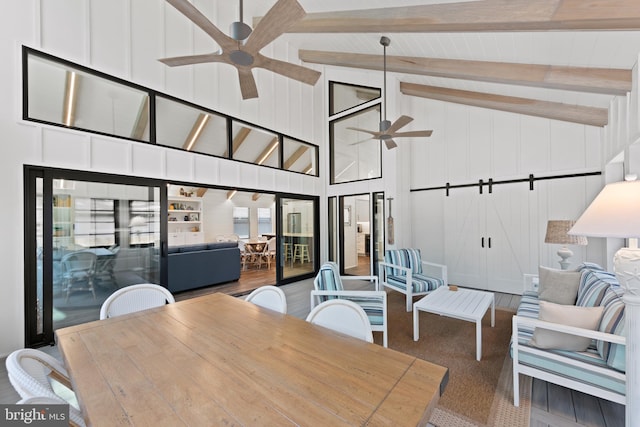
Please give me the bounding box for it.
[577,269,618,307]
[207,241,238,250]
[538,266,581,305]
[529,301,603,351]
[178,244,208,253]
[597,286,626,373]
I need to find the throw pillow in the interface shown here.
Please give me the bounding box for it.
[538,266,581,305]
[529,301,604,351]
[596,287,626,372]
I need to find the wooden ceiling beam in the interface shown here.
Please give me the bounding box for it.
[400,82,608,127]
[283,146,309,170]
[300,50,631,96]
[264,0,640,33]
[224,126,252,157]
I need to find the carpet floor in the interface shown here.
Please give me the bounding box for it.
[374,291,531,427]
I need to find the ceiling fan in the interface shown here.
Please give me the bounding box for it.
[159,0,321,100]
[349,36,433,149]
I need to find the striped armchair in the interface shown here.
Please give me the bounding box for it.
[311,262,388,347]
[379,249,448,312]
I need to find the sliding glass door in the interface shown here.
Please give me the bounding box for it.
[278,195,318,282]
[25,168,162,347]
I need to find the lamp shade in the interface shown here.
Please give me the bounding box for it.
[544,220,587,245]
[569,180,640,238]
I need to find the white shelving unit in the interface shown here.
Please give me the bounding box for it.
[168,196,204,246]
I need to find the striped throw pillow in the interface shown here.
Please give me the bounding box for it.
[596,286,626,372]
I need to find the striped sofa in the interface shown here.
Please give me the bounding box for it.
[379,249,447,312]
[512,263,626,407]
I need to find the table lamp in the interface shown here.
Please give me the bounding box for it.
[568,177,640,427]
[544,220,588,270]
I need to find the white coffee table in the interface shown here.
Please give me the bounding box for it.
[413,286,495,361]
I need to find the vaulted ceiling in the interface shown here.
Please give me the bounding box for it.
[252,0,640,127]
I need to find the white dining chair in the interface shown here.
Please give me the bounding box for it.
[306,299,374,343]
[17,395,86,427]
[100,283,175,319]
[6,348,85,426]
[245,285,287,314]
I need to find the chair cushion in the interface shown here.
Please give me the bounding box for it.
[386,273,443,293]
[596,286,626,373]
[385,249,423,276]
[313,262,344,296]
[340,296,385,326]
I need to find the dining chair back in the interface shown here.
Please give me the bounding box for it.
[306,299,374,343]
[17,396,86,427]
[6,348,85,426]
[245,285,287,314]
[99,283,175,319]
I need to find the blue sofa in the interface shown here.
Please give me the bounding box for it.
[167,242,241,293]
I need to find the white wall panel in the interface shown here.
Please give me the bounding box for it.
[91,136,131,173]
[166,149,195,181]
[520,117,550,173]
[549,122,587,172]
[42,128,90,167]
[468,109,492,179]
[218,161,241,187]
[131,143,164,178]
[162,0,194,101]
[40,0,87,61]
[90,0,128,76]
[193,155,220,183]
[444,103,468,183]
[492,112,520,178]
[131,0,164,90]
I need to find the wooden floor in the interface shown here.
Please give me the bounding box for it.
[0,277,625,426]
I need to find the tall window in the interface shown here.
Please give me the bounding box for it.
[233,207,250,239]
[257,208,272,235]
[329,82,382,184]
[129,200,159,246]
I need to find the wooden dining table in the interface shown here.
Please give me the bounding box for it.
[56,292,448,426]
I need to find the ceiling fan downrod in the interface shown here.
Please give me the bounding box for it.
[230,0,252,41]
[380,36,391,133]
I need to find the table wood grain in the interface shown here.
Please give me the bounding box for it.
[56,293,448,426]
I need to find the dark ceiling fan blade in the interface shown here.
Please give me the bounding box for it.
[158,52,224,67]
[244,0,306,55]
[387,115,413,134]
[166,0,236,52]
[238,68,259,100]
[347,127,380,137]
[392,130,434,138]
[257,55,321,85]
[385,139,398,150]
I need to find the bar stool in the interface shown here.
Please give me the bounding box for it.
[293,244,310,263]
[283,243,293,262]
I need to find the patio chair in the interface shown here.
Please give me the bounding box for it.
[60,251,97,301]
[306,299,374,343]
[99,283,175,319]
[245,285,287,314]
[311,262,388,347]
[379,248,448,312]
[6,348,85,426]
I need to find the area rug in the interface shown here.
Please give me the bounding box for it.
[373,291,531,427]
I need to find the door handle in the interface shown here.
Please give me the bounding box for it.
[481,237,485,248]
[488,237,492,248]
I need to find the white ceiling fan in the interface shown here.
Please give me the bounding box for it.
[158,0,321,100]
[349,36,433,149]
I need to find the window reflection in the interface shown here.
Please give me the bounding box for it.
[231,122,280,167]
[330,104,382,184]
[283,137,317,175]
[330,81,380,116]
[155,96,228,157]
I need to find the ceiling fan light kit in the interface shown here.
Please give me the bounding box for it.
[347,36,433,150]
[159,0,321,100]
